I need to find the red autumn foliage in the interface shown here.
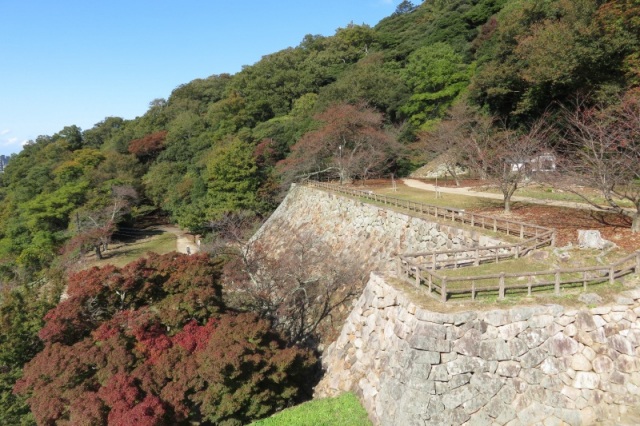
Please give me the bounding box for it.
[15,253,316,425]
[128,130,168,162]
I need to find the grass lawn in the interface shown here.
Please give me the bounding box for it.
[84,227,177,268]
[250,393,371,426]
[419,247,635,304]
[373,184,501,210]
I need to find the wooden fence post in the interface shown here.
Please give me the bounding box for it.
[441,278,447,303]
[415,267,421,288]
[609,266,615,285]
[475,249,480,266]
[499,273,505,299]
[555,270,560,295]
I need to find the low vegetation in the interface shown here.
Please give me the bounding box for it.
[250,392,371,426]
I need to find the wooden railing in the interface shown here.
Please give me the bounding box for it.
[305,181,555,244]
[400,229,556,270]
[398,251,640,302]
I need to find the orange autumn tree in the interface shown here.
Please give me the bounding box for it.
[278,102,400,184]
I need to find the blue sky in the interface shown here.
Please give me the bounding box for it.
[0,0,402,156]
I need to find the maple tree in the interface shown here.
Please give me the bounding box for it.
[14,253,316,425]
[277,102,399,184]
[128,131,168,162]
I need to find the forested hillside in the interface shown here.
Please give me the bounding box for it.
[1,0,638,424]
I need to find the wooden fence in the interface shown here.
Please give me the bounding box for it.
[398,251,640,302]
[305,181,555,244]
[401,229,555,270]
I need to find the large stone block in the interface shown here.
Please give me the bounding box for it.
[573,372,600,389]
[548,333,580,357]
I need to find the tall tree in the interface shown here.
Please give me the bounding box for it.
[278,102,398,184]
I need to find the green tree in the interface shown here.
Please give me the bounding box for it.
[401,42,471,129]
[204,139,261,220]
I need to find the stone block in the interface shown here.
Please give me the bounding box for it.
[479,339,512,361]
[541,357,567,375]
[555,315,575,327]
[548,333,580,357]
[520,328,549,349]
[484,310,511,327]
[520,347,548,368]
[509,337,529,358]
[442,384,477,410]
[616,354,640,373]
[573,372,600,389]
[453,329,481,357]
[498,321,529,341]
[429,364,449,382]
[519,367,546,385]
[609,335,635,356]
[407,334,450,352]
[570,353,592,371]
[447,355,488,375]
[517,401,554,424]
[575,311,597,332]
[497,361,522,377]
[411,350,440,365]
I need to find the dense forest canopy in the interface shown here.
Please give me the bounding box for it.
[1,0,639,423]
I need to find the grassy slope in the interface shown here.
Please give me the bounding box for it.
[250,393,371,426]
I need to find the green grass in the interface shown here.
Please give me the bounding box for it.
[426,248,632,301]
[250,393,371,426]
[374,185,501,210]
[86,229,177,268]
[479,183,635,208]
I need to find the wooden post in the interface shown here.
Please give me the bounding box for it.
[499,273,505,299]
[415,267,421,288]
[441,278,447,303]
[515,245,520,259]
[609,266,615,285]
[528,276,532,296]
[432,253,437,270]
[396,257,402,276]
[471,215,475,227]
[555,270,561,295]
[428,273,432,294]
[475,249,480,266]
[493,218,497,232]
[471,281,476,301]
[551,230,556,247]
[520,224,524,238]
[506,221,510,236]
[583,270,587,291]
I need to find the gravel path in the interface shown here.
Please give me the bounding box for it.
[157,225,200,254]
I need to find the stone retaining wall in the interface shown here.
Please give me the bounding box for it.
[253,184,504,274]
[316,274,640,425]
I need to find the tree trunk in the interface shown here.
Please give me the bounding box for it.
[632,212,640,233]
[94,245,103,260]
[504,197,511,213]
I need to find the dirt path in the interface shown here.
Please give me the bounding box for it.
[402,179,603,211]
[157,225,200,255]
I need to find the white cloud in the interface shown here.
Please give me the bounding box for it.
[0,129,10,136]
